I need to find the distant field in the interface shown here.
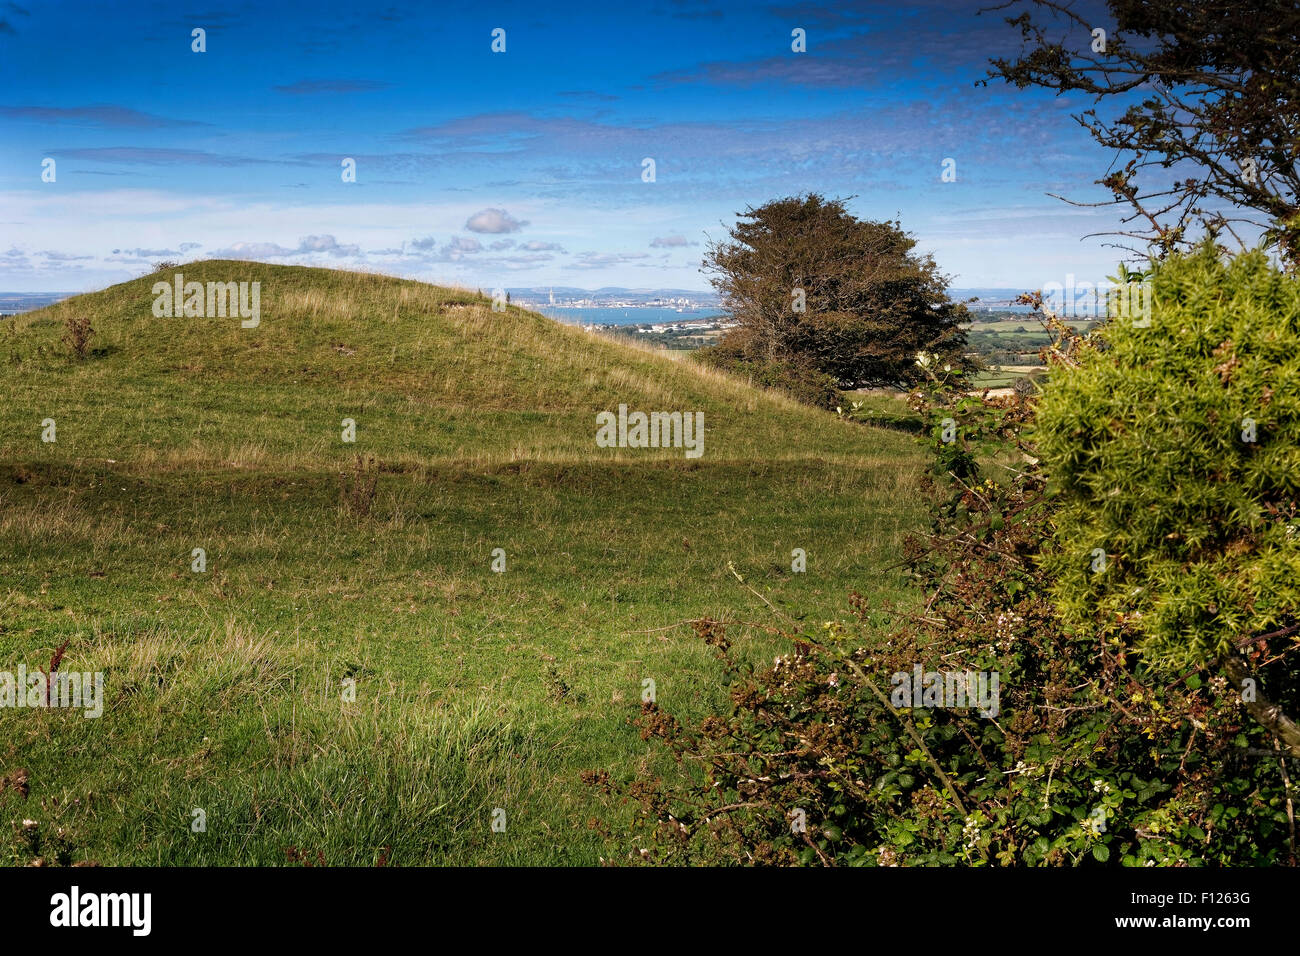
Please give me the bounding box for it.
[0,262,929,865]
[963,318,1096,334]
[963,316,1096,378]
[970,366,1043,389]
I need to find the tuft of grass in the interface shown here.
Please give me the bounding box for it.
[339,454,378,518]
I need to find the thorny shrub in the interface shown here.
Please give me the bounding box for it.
[60,315,93,361]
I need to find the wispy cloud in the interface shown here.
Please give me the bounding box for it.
[273,79,392,94]
[569,251,651,270]
[0,105,206,128]
[207,234,360,259]
[557,90,620,102]
[52,147,303,167]
[0,1,28,35]
[110,243,202,258]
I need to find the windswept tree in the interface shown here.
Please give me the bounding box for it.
[701,194,968,395]
[985,0,1300,265]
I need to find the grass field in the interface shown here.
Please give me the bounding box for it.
[969,367,1040,389]
[0,262,929,866]
[963,318,1096,334]
[964,318,1096,375]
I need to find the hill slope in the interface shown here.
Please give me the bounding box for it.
[0,262,927,865]
[2,260,880,469]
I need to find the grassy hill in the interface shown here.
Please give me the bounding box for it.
[0,261,928,865]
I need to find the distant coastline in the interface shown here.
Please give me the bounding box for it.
[541,306,726,327]
[0,292,75,316]
[1,287,1040,321]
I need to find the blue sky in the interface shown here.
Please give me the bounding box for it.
[0,0,1141,292]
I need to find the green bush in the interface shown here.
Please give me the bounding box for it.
[1036,246,1300,679]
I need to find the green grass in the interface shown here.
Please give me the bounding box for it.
[963,318,1095,334]
[969,369,1019,388]
[0,261,928,865]
[841,392,924,432]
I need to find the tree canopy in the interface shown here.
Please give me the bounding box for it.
[701,194,968,392]
[986,0,1300,265]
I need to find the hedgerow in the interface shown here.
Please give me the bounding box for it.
[592,246,1298,866]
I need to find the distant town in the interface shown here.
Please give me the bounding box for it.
[506,286,721,311]
[0,292,74,316]
[2,286,1038,320]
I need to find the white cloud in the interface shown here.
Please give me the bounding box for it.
[110,245,197,258]
[569,251,650,269]
[441,236,483,257]
[650,235,697,248]
[207,234,360,259]
[297,234,358,255]
[465,207,528,234]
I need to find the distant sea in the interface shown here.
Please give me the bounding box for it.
[969,304,1037,315]
[540,303,1037,325]
[537,307,726,327]
[0,292,74,315]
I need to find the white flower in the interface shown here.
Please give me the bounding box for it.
[915,351,931,368]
